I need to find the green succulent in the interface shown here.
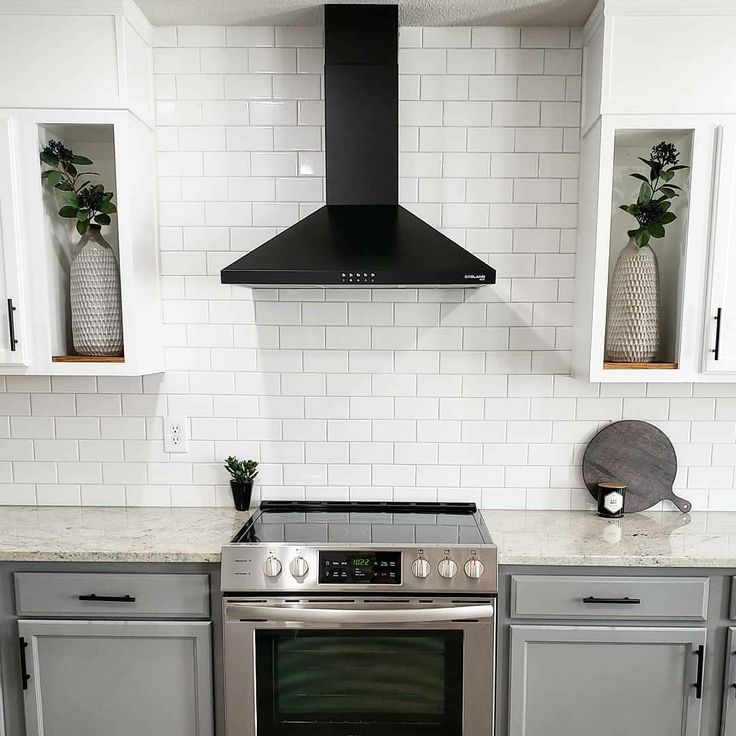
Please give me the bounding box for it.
[224,456,259,484]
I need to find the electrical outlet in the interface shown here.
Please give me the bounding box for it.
[164,416,188,453]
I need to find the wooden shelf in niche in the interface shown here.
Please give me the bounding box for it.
[603,361,678,370]
[52,355,124,363]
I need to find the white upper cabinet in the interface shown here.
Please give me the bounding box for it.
[583,0,736,132]
[0,0,154,128]
[703,124,736,373]
[574,0,736,382]
[0,0,162,376]
[0,120,30,368]
[0,109,164,377]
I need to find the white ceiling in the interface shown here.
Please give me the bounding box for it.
[136,0,597,28]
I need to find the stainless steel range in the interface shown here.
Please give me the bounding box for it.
[221,501,497,736]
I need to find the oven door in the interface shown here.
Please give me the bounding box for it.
[223,597,495,736]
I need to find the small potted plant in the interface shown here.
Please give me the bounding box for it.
[224,456,259,511]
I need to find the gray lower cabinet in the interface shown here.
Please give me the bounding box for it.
[18,619,213,736]
[509,625,706,736]
[722,627,736,735]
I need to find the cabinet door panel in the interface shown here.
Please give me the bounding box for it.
[704,124,736,372]
[722,627,736,735]
[509,625,705,736]
[0,119,28,366]
[19,620,213,736]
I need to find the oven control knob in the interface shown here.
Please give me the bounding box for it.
[289,556,309,578]
[437,558,458,579]
[264,556,282,578]
[411,558,431,579]
[464,559,484,580]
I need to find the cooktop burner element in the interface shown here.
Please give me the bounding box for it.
[221,501,497,594]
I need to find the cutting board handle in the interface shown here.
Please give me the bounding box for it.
[668,493,692,514]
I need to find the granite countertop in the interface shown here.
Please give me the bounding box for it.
[0,506,252,563]
[0,506,735,567]
[483,510,736,567]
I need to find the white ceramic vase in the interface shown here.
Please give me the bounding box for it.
[70,225,123,356]
[605,233,660,363]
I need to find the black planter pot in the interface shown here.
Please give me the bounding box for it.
[230,480,254,511]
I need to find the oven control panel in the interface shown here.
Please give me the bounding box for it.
[319,551,401,584]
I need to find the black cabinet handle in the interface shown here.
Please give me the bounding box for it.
[19,637,30,691]
[582,596,641,604]
[713,308,723,361]
[694,644,705,699]
[7,298,17,351]
[78,593,136,603]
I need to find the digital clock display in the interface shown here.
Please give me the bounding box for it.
[318,551,402,584]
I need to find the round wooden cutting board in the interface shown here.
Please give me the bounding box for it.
[582,420,691,513]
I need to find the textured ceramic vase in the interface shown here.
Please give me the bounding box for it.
[605,233,660,363]
[70,225,123,356]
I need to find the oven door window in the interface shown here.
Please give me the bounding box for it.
[255,630,463,736]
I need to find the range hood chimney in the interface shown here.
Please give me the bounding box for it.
[221,4,496,288]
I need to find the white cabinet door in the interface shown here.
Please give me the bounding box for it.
[19,619,214,736]
[704,123,736,372]
[0,120,29,367]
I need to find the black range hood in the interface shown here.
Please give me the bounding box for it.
[221,4,496,288]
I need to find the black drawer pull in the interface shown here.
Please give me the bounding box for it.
[582,596,641,605]
[78,594,136,603]
[694,644,705,699]
[19,637,30,690]
[7,298,17,351]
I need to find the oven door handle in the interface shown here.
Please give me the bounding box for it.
[225,603,494,624]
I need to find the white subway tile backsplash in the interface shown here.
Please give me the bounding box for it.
[517,76,566,101]
[496,49,544,74]
[423,27,471,48]
[176,74,225,100]
[226,26,274,47]
[6,24,736,511]
[446,49,495,74]
[521,27,570,49]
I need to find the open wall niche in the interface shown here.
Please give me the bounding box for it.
[604,128,693,370]
[38,122,124,363]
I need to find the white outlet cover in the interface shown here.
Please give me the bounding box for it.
[164,416,189,453]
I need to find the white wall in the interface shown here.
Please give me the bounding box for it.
[1,23,735,510]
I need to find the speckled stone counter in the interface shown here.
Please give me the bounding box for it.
[0,506,251,562]
[484,510,736,567]
[0,506,735,567]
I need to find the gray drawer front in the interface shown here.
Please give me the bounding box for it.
[15,573,210,618]
[511,575,708,620]
[731,577,736,620]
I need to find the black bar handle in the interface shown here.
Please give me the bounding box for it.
[19,637,30,691]
[78,593,136,603]
[694,644,705,699]
[582,596,641,605]
[714,308,723,361]
[7,298,17,351]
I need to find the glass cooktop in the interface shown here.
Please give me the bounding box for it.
[232,501,492,546]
